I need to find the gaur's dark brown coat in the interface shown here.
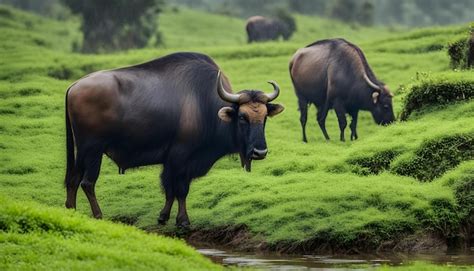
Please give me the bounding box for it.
[246,16,291,43]
[64,52,284,227]
[289,39,395,142]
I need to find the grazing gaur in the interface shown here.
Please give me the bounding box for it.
[246,16,292,43]
[64,52,284,227]
[289,38,395,142]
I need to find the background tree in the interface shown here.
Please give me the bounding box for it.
[5,0,473,28]
[0,0,71,19]
[288,0,327,16]
[467,25,474,68]
[329,0,356,23]
[62,0,163,53]
[356,1,375,26]
[168,0,474,27]
[274,7,297,40]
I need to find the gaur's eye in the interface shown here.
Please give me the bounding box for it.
[239,115,247,122]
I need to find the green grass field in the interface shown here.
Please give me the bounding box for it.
[0,195,222,270]
[0,5,473,270]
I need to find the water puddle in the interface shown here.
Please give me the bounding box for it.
[195,247,474,270]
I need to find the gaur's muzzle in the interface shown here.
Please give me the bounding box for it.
[252,148,268,160]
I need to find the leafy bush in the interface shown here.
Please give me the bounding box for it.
[391,134,474,182]
[452,172,474,247]
[447,37,469,69]
[469,26,474,69]
[400,79,474,120]
[439,162,474,247]
[348,150,401,175]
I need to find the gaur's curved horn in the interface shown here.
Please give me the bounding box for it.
[364,73,381,91]
[217,70,240,103]
[265,80,280,102]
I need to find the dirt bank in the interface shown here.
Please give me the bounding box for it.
[146,224,469,255]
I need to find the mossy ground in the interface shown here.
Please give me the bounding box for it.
[0,195,222,270]
[0,5,473,269]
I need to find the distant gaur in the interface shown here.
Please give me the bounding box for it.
[289,39,395,142]
[246,16,292,43]
[64,52,284,227]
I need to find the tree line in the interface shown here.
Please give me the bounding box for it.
[1,0,473,53]
[174,0,474,27]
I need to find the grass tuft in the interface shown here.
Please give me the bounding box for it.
[400,79,474,120]
[0,195,222,270]
[391,134,474,182]
[348,149,401,175]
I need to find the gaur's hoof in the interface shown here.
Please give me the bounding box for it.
[65,201,75,209]
[176,222,190,229]
[157,214,170,225]
[176,217,191,229]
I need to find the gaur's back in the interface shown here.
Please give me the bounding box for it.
[290,39,366,102]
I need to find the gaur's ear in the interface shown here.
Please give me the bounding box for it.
[372,92,379,104]
[218,107,235,122]
[267,103,284,117]
[384,85,394,97]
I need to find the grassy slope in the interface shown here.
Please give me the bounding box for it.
[160,8,246,47]
[159,8,399,48]
[0,4,473,264]
[0,195,221,270]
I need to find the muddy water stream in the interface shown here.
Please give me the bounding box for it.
[192,244,474,270]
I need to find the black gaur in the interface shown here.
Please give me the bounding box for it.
[246,16,292,43]
[64,52,284,227]
[289,39,395,142]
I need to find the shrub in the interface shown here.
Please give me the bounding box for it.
[0,5,14,18]
[1,165,37,175]
[447,37,469,69]
[47,64,75,80]
[348,149,401,175]
[452,173,474,246]
[391,134,474,182]
[399,79,474,121]
[18,87,42,96]
[424,43,444,52]
[469,27,474,68]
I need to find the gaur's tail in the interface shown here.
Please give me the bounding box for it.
[64,87,75,187]
[288,59,295,85]
[288,58,298,92]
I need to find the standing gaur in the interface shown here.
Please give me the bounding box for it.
[246,16,293,43]
[289,38,395,142]
[64,52,284,228]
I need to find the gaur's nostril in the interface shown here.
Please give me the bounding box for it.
[253,148,268,157]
